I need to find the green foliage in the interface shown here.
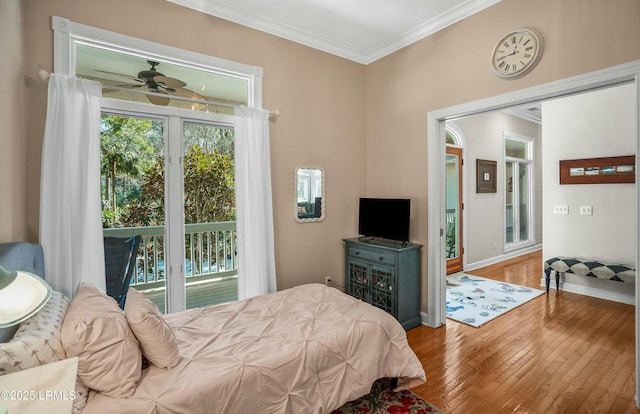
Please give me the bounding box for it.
[183,145,236,223]
[102,209,124,229]
[122,147,235,227]
[101,115,235,229]
[101,115,161,211]
[183,122,234,158]
[123,155,166,227]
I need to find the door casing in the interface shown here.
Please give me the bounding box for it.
[426,60,640,408]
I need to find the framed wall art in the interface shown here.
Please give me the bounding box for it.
[476,159,497,193]
[559,155,635,184]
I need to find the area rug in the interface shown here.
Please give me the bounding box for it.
[331,378,443,414]
[446,273,544,328]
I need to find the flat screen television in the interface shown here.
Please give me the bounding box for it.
[358,198,410,242]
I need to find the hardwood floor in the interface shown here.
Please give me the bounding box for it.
[407,250,638,413]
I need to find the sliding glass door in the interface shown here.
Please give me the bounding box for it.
[101,112,237,313]
[182,121,237,309]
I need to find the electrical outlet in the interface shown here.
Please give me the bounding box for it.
[324,276,332,286]
[553,205,569,215]
[580,205,593,215]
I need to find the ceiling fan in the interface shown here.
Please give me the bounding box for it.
[95,60,205,106]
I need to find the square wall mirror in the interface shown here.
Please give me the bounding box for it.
[295,167,325,222]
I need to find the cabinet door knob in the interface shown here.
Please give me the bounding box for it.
[355,251,360,255]
[378,256,383,260]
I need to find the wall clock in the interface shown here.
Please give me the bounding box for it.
[491,28,543,78]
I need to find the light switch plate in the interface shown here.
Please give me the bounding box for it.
[580,205,593,215]
[553,205,569,215]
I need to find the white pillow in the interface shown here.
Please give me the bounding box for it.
[0,357,78,414]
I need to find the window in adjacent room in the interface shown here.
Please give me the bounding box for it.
[504,133,535,251]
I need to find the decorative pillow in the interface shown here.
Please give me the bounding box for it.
[0,290,69,375]
[124,287,181,369]
[0,356,78,414]
[61,282,142,398]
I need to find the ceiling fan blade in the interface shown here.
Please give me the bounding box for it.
[94,69,145,84]
[146,89,170,106]
[154,75,187,88]
[111,83,144,88]
[170,87,206,101]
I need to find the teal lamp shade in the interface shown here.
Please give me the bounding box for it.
[0,264,52,328]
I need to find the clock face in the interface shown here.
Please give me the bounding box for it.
[491,29,542,78]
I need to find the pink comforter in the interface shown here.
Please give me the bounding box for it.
[83,284,426,413]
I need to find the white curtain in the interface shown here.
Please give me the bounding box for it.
[234,106,277,299]
[39,74,105,299]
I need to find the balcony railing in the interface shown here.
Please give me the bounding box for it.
[103,221,238,310]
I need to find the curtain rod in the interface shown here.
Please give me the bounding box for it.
[37,70,280,120]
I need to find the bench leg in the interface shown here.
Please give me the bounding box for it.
[544,268,551,294]
[544,269,562,294]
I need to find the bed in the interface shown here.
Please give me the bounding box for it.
[0,242,426,414]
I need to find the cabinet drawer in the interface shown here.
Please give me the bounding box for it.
[348,247,395,266]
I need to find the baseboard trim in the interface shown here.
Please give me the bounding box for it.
[539,276,635,305]
[466,244,542,271]
[420,311,444,328]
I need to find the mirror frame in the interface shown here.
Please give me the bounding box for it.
[294,167,325,223]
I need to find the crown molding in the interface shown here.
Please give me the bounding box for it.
[166,0,367,63]
[167,0,503,65]
[363,0,503,64]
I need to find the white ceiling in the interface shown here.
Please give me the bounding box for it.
[167,0,503,64]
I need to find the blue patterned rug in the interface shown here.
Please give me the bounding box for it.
[446,273,544,327]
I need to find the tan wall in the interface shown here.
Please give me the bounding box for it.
[0,0,27,242]
[365,0,640,312]
[14,0,367,290]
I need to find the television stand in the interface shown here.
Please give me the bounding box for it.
[343,238,421,330]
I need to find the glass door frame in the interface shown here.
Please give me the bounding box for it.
[102,99,234,313]
[445,146,463,274]
[504,133,535,252]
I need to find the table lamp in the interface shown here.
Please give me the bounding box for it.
[0,264,52,328]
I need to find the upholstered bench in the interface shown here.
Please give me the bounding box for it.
[543,256,635,294]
